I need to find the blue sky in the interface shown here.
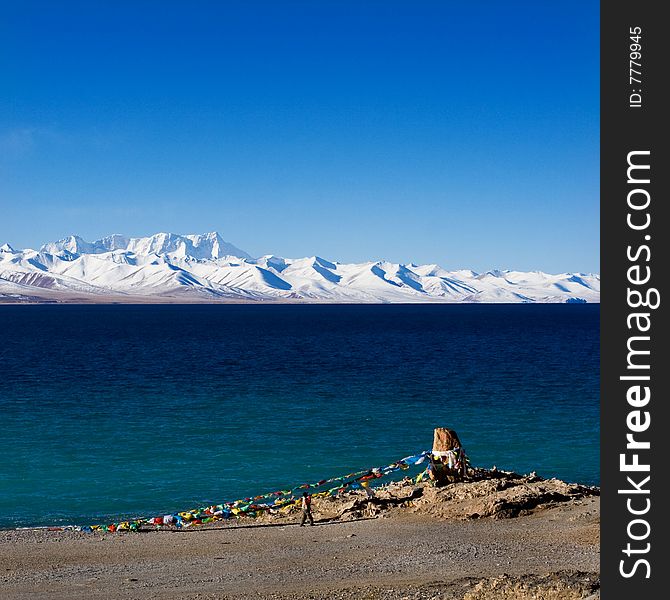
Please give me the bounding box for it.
[0,1,599,273]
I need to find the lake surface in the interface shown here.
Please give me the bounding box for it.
[0,304,599,528]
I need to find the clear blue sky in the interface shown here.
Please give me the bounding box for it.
[0,1,599,273]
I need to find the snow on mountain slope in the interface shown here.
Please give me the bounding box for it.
[0,232,600,303]
[181,258,293,296]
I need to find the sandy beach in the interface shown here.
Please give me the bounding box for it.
[0,472,600,599]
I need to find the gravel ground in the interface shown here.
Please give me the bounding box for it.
[0,496,599,599]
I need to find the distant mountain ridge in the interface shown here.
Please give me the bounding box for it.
[40,232,252,261]
[0,232,600,303]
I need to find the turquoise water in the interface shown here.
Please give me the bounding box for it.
[0,304,599,528]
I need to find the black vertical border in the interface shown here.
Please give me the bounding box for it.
[601,1,669,598]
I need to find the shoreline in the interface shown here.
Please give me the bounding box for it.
[2,466,599,532]
[1,471,600,599]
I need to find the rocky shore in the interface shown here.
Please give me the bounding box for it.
[0,469,600,599]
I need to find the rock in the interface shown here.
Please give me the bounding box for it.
[406,470,598,521]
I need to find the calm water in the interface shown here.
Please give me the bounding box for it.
[0,304,599,528]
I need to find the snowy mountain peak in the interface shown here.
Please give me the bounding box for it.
[259,255,288,272]
[39,232,252,261]
[97,234,131,252]
[40,235,88,256]
[480,269,508,279]
[126,231,252,260]
[0,243,15,253]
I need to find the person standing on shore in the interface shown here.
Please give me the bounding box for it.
[300,492,314,526]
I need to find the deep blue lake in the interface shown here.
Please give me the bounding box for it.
[0,304,599,528]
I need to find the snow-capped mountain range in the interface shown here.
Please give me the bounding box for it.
[0,232,600,303]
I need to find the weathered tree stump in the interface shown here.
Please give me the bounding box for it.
[430,427,467,484]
